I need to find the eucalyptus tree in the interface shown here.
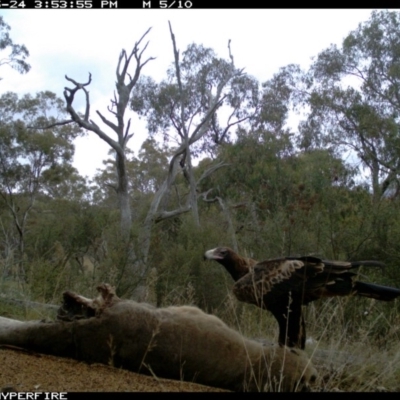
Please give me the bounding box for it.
[0,91,81,277]
[298,10,400,204]
[131,23,259,260]
[0,16,30,79]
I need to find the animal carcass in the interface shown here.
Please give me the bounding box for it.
[0,284,317,392]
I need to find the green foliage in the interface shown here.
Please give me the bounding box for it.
[0,16,30,78]
[299,10,400,203]
[203,131,370,258]
[92,138,170,206]
[0,91,83,277]
[130,42,259,155]
[148,212,232,310]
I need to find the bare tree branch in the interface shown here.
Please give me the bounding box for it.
[28,119,74,130]
[154,205,192,223]
[96,110,119,133]
[197,161,230,185]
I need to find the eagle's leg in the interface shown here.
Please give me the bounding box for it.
[268,295,306,349]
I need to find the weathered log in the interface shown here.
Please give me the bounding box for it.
[0,284,317,392]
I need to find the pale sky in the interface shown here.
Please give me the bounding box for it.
[0,9,378,178]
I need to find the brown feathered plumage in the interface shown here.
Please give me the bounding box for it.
[204,247,400,349]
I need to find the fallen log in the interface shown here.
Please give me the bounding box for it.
[0,284,317,392]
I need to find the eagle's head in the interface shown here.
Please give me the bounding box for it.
[204,247,255,281]
[203,247,233,262]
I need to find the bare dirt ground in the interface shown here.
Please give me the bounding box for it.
[0,347,227,392]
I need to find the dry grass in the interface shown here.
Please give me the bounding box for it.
[216,293,400,392]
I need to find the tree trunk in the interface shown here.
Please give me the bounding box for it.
[370,158,381,206]
[116,152,132,238]
[187,150,200,227]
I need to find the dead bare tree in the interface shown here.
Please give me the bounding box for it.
[61,28,155,239]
